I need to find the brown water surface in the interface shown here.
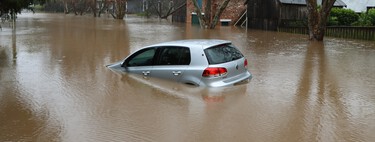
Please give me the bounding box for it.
[1,13,375,142]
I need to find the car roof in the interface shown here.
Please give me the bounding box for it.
[148,39,232,49]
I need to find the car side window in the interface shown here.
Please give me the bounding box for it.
[125,48,156,67]
[156,47,190,65]
[179,47,191,65]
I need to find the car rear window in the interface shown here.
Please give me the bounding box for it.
[204,44,244,64]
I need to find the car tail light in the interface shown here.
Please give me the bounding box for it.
[202,67,228,77]
[244,59,248,68]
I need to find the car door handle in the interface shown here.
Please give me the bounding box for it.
[142,71,150,76]
[172,71,181,76]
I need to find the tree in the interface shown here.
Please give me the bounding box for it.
[72,0,90,16]
[305,0,336,41]
[61,0,101,17]
[329,8,358,26]
[62,0,73,14]
[191,0,231,29]
[353,9,375,26]
[97,0,112,17]
[146,0,186,19]
[368,9,375,25]
[352,12,372,26]
[0,0,34,15]
[111,0,127,19]
[0,0,35,28]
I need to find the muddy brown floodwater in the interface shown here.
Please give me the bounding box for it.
[0,13,375,142]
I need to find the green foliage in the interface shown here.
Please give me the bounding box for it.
[352,12,372,26]
[327,16,339,26]
[33,0,47,5]
[329,8,359,26]
[43,2,64,12]
[32,4,44,12]
[351,9,375,26]
[136,12,151,18]
[0,0,34,14]
[368,9,375,25]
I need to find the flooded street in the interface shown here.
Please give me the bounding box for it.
[1,13,374,142]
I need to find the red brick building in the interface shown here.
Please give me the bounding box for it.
[185,0,247,26]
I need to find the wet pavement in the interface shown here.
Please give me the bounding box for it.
[1,13,375,142]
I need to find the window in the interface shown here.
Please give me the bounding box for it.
[125,48,156,67]
[204,44,243,64]
[156,47,191,65]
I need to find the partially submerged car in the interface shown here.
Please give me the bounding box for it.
[107,39,252,87]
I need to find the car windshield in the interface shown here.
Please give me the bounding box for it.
[204,44,244,64]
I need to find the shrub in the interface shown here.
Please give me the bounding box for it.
[368,9,375,25]
[352,12,372,26]
[329,8,359,26]
[328,16,339,26]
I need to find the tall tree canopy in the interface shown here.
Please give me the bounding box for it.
[305,0,336,41]
[0,0,35,15]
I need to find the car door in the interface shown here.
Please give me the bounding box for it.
[150,46,191,82]
[122,47,156,76]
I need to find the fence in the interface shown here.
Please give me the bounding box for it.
[278,26,375,40]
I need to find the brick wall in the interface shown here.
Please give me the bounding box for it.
[186,0,194,24]
[186,0,247,26]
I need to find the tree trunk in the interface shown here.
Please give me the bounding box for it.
[113,0,127,19]
[305,0,336,41]
[73,2,78,15]
[191,0,231,29]
[64,1,69,14]
[204,0,212,28]
[160,2,187,19]
[192,0,206,28]
[98,0,109,17]
[11,11,16,29]
[210,0,230,29]
[93,0,97,17]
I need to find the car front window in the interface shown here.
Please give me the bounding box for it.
[126,48,156,67]
[204,44,243,64]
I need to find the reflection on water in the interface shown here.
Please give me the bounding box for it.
[0,13,375,142]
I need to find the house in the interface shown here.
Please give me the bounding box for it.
[245,0,346,30]
[172,0,187,23]
[341,0,375,13]
[123,0,246,25]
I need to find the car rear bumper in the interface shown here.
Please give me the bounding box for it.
[200,71,252,87]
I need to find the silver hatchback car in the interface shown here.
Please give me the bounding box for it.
[107,39,252,87]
